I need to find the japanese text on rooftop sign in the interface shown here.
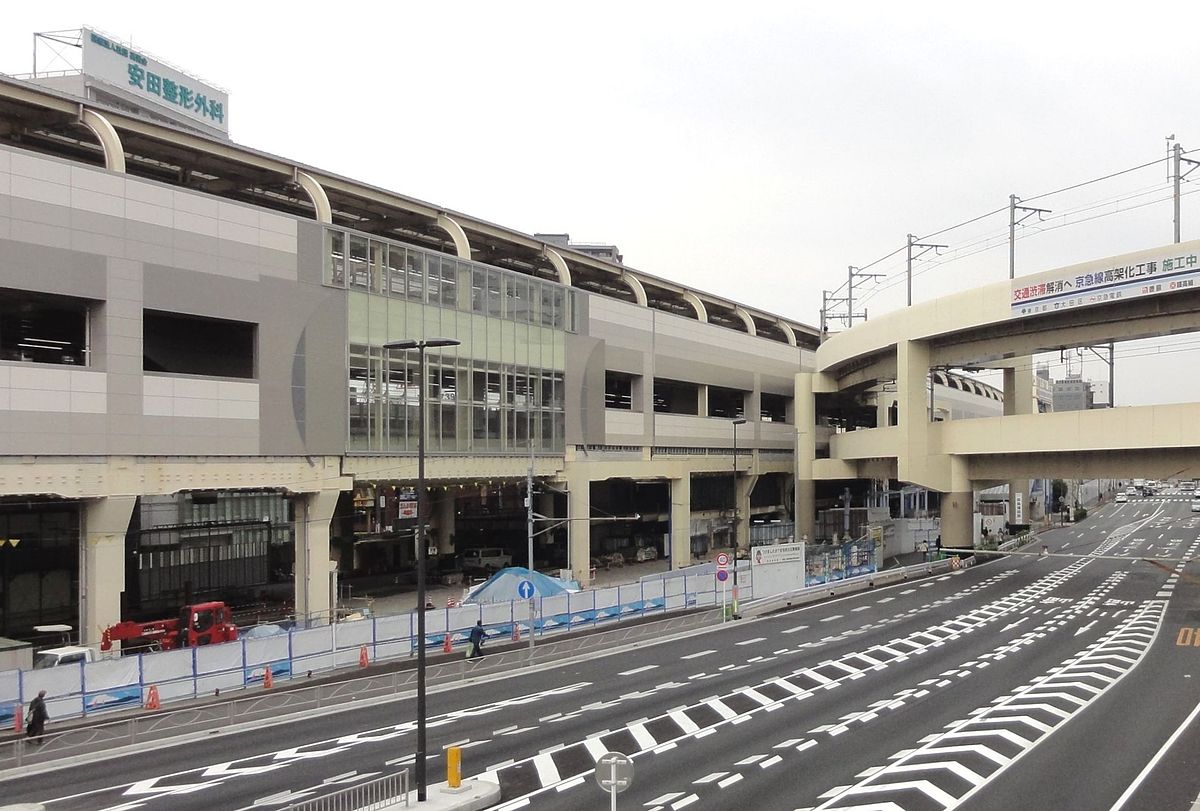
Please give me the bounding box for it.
[1011,245,1200,317]
[81,27,229,134]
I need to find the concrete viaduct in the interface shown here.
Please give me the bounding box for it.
[796,237,1200,549]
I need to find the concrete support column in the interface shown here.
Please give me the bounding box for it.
[1003,363,1035,526]
[735,474,756,550]
[669,474,692,569]
[294,490,339,627]
[795,371,817,541]
[566,466,592,586]
[435,489,456,555]
[81,496,137,649]
[940,456,973,551]
[940,491,974,551]
[897,340,931,485]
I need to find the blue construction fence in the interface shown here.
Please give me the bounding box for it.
[0,568,751,724]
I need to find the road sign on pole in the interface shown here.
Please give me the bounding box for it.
[595,751,634,810]
[517,580,535,600]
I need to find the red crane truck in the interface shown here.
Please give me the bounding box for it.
[101,601,239,652]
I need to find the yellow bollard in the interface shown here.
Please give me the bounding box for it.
[447,745,462,788]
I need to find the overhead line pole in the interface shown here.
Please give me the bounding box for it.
[1170,137,1200,244]
[1008,194,1052,280]
[905,234,948,306]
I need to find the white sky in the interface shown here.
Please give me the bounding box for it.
[4,3,1200,405]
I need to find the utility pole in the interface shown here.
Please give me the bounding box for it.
[1169,137,1200,243]
[906,234,948,306]
[525,443,535,653]
[1008,194,1052,279]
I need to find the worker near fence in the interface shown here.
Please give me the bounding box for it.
[26,690,48,744]
[468,621,486,658]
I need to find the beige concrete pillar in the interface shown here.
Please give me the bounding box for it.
[897,340,931,485]
[294,490,340,627]
[795,372,817,540]
[940,455,973,550]
[436,489,456,555]
[566,465,592,585]
[81,496,137,649]
[670,474,692,569]
[735,473,757,550]
[1003,363,1035,525]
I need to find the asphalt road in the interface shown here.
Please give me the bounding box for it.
[11,494,1200,810]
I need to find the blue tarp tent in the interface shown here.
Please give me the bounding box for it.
[463,566,573,604]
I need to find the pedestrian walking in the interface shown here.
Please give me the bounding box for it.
[468,620,486,658]
[26,690,48,744]
[918,540,929,562]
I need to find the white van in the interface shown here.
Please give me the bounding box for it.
[458,547,513,573]
[1191,495,1200,514]
[33,645,94,669]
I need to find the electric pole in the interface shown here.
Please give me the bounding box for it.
[1008,194,1052,279]
[1169,137,1200,244]
[906,234,947,306]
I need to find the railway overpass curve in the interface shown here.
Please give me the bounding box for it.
[796,237,1200,548]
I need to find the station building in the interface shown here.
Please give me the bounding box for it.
[0,30,1001,647]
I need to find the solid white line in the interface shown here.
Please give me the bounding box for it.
[1109,696,1200,810]
[619,664,658,676]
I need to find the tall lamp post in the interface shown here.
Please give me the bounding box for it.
[731,417,747,549]
[384,337,460,803]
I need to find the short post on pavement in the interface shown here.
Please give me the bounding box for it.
[594,750,634,810]
[716,552,731,622]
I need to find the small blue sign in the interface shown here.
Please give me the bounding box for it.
[517,580,536,599]
[716,569,729,582]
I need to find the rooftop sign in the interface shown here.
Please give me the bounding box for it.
[81,26,228,135]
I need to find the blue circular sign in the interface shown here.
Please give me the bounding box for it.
[716,569,729,582]
[517,579,536,599]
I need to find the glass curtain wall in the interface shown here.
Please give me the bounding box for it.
[331,228,571,454]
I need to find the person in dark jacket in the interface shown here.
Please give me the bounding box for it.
[26,690,48,744]
[468,621,486,658]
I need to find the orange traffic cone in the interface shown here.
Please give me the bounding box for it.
[443,633,453,654]
[12,703,22,733]
[144,685,161,711]
[359,645,369,668]
[263,665,274,689]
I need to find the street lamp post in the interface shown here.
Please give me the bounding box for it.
[384,337,461,803]
[732,417,747,549]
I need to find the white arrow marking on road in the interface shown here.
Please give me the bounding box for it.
[202,761,289,778]
[124,777,222,796]
[1074,621,1097,637]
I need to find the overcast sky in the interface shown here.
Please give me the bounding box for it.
[5,3,1200,405]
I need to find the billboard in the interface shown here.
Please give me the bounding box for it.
[1011,240,1200,318]
[81,27,228,135]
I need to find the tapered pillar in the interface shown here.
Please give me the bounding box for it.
[670,474,692,569]
[81,496,137,648]
[566,466,592,585]
[1003,363,1035,526]
[795,372,817,540]
[294,490,339,627]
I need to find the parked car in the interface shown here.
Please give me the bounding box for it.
[33,645,94,669]
[457,547,513,573]
[635,546,658,562]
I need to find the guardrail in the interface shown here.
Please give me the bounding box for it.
[283,770,408,810]
[0,607,722,772]
[741,557,965,619]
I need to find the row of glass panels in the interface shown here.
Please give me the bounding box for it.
[348,344,565,453]
[325,230,576,332]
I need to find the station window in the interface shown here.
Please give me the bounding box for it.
[708,385,746,419]
[760,392,790,423]
[653,378,699,415]
[0,290,90,366]
[605,372,635,410]
[144,311,256,378]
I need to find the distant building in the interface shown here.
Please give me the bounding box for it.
[535,233,624,265]
[1051,374,1095,412]
[1036,366,1053,413]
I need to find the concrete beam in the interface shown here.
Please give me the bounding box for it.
[623,272,648,306]
[81,496,137,648]
[436,213,473,260]
[681,291,708,322]
[295,169,332,224]
[777,320,797,347]
[734,307,757,336]
[543,247,572,286]
[79,108,125,173]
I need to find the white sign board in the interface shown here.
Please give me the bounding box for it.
[1011,239,1200,318]
[750,542,805,566]
[81,27,229,135]
[1015,492,1024,523]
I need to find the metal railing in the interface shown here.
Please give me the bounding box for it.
[0,607,721,772]
[283,770,408,810]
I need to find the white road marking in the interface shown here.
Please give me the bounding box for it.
[681,649,716,660]
[736,637,767,646]
[718,774,744,789]
[820,615,844,622]
[782,624,810,634]
[618,664,658,676]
